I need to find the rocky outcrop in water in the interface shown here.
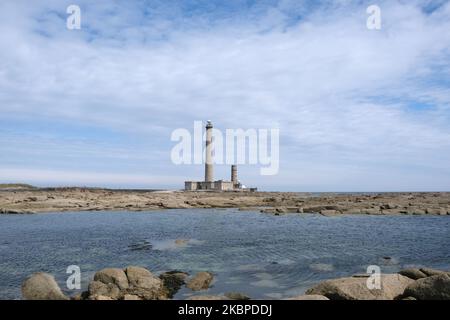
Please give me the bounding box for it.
[21,266,217,300]
[300,268,450,300]
[159,271,189,298]
[22,273,69,300]
[2,189,450,216]
[186,271,214,291]
[21,266,450,300]
[305,274,414,300]
[88,266,169,300]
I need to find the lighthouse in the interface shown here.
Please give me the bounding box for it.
[205,120,214,182]
[184,121,256,192]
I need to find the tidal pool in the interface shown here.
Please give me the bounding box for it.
[0,209,449,299]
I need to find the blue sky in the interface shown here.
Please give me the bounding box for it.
[1,0,450,191]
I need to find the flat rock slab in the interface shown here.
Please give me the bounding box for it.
[305,274,414,300]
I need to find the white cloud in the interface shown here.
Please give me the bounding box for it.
[0,0,449,190]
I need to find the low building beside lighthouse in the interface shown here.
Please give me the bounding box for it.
[184,121,255,192]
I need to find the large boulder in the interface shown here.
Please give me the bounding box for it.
[305,274,414,300]
[186,272,214,291]
[403,274,450,300]
[94,268,129,290]
[89,266,168,300]
[22,272,69,300]
[124,266,168,300]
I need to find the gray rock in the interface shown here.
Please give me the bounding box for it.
[22,272,68,300]
[125,266,167,300]
[381,203,398,210]
[407,207,426,215]
[398,269,427,280]
[94,268,129,290]
[305,274,414,300]
[1,209,35,214]
[381,209,403,215]
[341,208,361,214]
[320,210,339,216]
[160,271,189,298]
[419,268,448,277]
[362,208,381,215]
[186,272,214,291]
[403,274,450,300]
[88,280,121,300]
[426,208,442,215]
[224,292,251,300]
[123,294,141,300]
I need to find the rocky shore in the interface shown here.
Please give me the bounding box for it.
[1,188,450,216]
[21,266,450,300]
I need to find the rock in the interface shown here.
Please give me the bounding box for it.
[303,206,339,213]
[398,269,427,280]
[186,272,214,291]
[381,209,403,215]
[403,274,450,300]
[305,274,414,300]
[419,268,448,277]
[275,207,289,214]
[22,272,69,300]
[320,210,339,216]
[160,271,189,298]
[175,239,189,246]
[88,281,121,300]
[381,203,398,210]
[123,294,141,300]
[94,295,113,300]
[341,208,361,214]
[187,295,228,300]
[94,268,129,290]
[88,266,167,300]
[402,296,417,300]
[426,208,441,215]
[125,266,168,300]
[224,292,251,300]
[287,294,329,300]
[362,208,381,215]
[260,208,276,214]
[407,207,426,215]
[1,209,35,214]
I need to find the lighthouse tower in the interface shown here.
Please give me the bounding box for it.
[204,120,214,182]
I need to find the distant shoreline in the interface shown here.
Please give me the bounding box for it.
[0,187,449,216]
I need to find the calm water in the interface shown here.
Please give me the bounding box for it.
[0,209,449,299]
